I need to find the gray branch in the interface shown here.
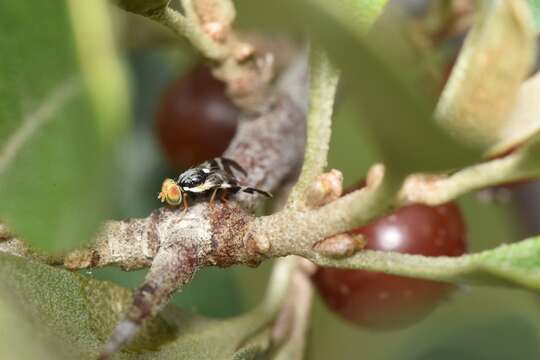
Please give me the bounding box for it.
[96,57,308,358]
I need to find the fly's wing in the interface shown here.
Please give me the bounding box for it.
[196,159,217,173]
[206,170,238,189]
[200,157,247,179]
[239,187,271,197]
[206,167,272,198]
[217,157,248,177]
[206,158,271,198]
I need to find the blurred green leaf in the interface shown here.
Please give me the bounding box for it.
[68,1,130,144]
[0,253,275,359]
[328,95,379,186]
[528,0,540,30]
[409,316,540,360]
[171,267,245,317]
[0,295,62,360]
[236,0,480,176]
[91,266,245,318]
[437,0,536,152]
[0,1,127,252]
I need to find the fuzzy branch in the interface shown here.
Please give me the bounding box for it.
[150,3,226,59]
[400,135,540,205]
[251,129,540,260]
[114,0,274,110]
[264,48,337,359]
[271,257,315,360]
[287,46,339,208]
[4,130,540,275]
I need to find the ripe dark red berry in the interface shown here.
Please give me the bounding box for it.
[156,64,239,169]
[313,202,467,330]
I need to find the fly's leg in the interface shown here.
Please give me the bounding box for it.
[220,189,229,207]
[181,193,189,217]
[220,157,247,177]
[209,188,218,209]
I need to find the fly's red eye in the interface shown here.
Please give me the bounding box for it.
[158,178,182,206]
[167,185,181,201]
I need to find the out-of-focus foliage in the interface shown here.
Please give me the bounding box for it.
[0,253,277,359]
[528,0,540,30]
[68,1,130,145]
[437,0,536,152]
[92,265,245,318]
[0,1,127,252]
[494,72,540,157]
[0,294,60,360]
[236,0,481,176]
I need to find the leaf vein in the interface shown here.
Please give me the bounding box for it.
[0,78,80,175]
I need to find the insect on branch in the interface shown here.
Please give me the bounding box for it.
[96,56,308,358]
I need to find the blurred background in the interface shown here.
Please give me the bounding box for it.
[82,1,540,359]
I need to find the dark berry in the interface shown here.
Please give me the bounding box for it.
[156,64,239,169]
[314,203,467,330]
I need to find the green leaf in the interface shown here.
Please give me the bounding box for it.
[0,1,128,252]
[0,253,275,359]
[408,316,540,360]
[91,266,246,318]
[112,0,170,16]
[309,236,540,290]
[527,0,540,31]
[68,1,130,144]
[436,0,536,152]
[0,295,61,360]
[236,0,480,176]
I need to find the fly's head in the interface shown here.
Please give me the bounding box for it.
[158,178,183,206]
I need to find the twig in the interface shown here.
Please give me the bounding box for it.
[271,257,315,360]
[287,46,339,207]
[0,236,31,259]
[151,5,227,60]
[250,164,396,257]
[400,135,540,206]
[265,49,336,359]
[115,0,275,110]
